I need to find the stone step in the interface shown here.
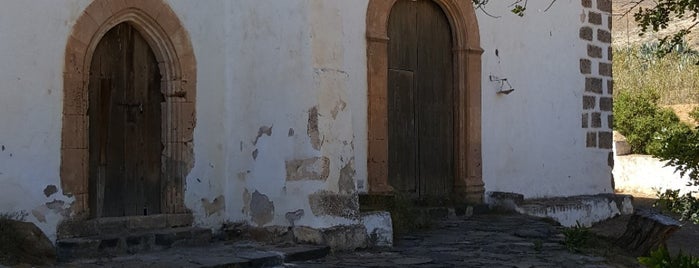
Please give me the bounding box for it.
[56,227,212,263]
[62,242,331,267]
[486,192,634,227]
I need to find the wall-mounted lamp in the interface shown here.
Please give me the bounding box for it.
[489,75,515,95]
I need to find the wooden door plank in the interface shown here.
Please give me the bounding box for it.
[388,69,417,192]
[416,0,454,196]
[387,0,419,193]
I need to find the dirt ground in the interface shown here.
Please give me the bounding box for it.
[589,196,699,258]
[612,0,699,48]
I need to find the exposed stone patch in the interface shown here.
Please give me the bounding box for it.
[292,224,368,251]
[43,185,58,197]
[285,209,305,226]
[242,189,251,215]
[307,106,322,150]
[201,195,225,216]
[338,161,356,194]
[250,191,274,226]
[319,225,368,251]
[330,99,347,119]
[308,190,358,219]
[285,157,330,181]
[253,125,273,145]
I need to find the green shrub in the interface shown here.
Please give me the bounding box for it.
[613,89,686,154]
[638,246,699,268]
[655,189,699,224]
[690,106,699,125]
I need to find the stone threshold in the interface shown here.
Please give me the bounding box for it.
[57,213,193,238]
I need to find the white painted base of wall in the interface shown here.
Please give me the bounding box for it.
[613,154,698,198]
[486,192,634,227]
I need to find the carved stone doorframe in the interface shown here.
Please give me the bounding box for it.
[366,0,484,202]
[61,0,197,218]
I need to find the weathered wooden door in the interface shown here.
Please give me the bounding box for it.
[387,0,454,197]
[88,23,163,218]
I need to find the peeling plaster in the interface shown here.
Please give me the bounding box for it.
[288,128,294,137]
[285,156,330,181]
[201,195,225,216]
[253,125,273,145]
[307,106,322,150]
[330,99,346,119]
[250,190,274,226]
[242,188,251,214]
[31,200,69,223]
[338,160,356,194]
[43,185,58,197]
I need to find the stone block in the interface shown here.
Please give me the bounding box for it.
[583,95,596,110]
[585,77,603,94]
[167,213,194,227]
[599,62,612,77]
[588,11,602,25]
[597,29,612,43]
[580,59,591,74]
[321,225,368,251]
[579,27,593,41]
[293,226,325,245]
[361,211,393,248]
[597,0,612,13]
[613,131,632,155]
[587,132,597,148]
[591,112,602,128]
[599,131,613,149]
[588,44,602,58]
[600,97,612,111]
[126,215,168,231]
[308,191,359,219]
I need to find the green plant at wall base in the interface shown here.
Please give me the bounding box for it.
[562,221,590,253]
[638,246,699,268]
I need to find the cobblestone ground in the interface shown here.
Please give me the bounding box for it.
[289,213,620,268]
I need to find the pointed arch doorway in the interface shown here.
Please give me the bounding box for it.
[366,0,485,202]
[61,0,197,227]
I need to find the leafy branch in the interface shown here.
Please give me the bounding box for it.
[472,0,557,18]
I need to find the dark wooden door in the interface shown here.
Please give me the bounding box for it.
[88,23,163,218]
[387,0,454,197]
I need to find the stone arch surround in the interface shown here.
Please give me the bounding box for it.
[365,0,484,202]
[61,0,196,218]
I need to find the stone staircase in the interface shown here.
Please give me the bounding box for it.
[56,214,211,262]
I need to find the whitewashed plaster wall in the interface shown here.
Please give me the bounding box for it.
[0,0,613,242]
[0,0,92,241]
[476,1,613,198]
